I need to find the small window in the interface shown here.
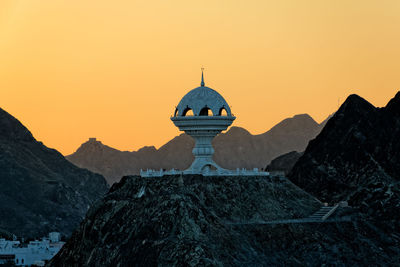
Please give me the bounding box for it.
[174,108,179,117]
[182,107,194,116]
[219,107,228,116]
[202,164,217,171]
[199,107,213,116]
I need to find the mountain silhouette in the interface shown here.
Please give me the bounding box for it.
[289,92,400,202]
[0,108,109,238]
[288,92,400,260]
[67,114,329,184]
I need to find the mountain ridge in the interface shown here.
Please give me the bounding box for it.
[67,113,330,184]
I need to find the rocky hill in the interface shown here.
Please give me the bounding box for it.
[50,174,321,266]
[49,174,398,266]
[288,92,400,261]
[289,92,400,203]
[0,108,109,238]
[67,114,327,184]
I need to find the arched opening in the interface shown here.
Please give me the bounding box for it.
[199,107,213,116]
[218,107,228,116]
[182,107,194,116]
[174,108,179,117]
[201,164,217,172]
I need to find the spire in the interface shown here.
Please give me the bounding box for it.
[201,68,205,87]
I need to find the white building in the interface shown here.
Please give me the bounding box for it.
[141,71,269,177]
[0,233,64,266]
[49,232,61,243]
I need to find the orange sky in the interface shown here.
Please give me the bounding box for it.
[1,0,399,155]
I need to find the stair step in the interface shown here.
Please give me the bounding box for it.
[307,206,336,220]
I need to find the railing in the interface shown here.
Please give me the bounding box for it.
[140,168,270,177]
[322,204,339,220]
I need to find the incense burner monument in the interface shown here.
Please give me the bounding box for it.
[141,71,268,177]
[171,72,235,173]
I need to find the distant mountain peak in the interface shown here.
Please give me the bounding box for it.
[225,126,251,136]
[137,146,157,153]
[284,113,317,124]
[87,137,101,143]
[292,113,315,121]
[80,138,105,149]
[68,137,120,158]
[267,113,319,135]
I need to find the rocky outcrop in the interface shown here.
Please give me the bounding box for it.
[266,151,303,175]
[67,114,327,184]
[49,174,399,266]
[49,175,322,266]
[288,92,400,262]
[289,92,400,203]
[0,108,109,238]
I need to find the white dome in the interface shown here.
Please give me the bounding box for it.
[175,86,232,117]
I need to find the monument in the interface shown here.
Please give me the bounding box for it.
[171,70,235,173]
[140,70,268,177]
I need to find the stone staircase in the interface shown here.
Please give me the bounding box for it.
[226,204,345,226]
[308,205,338,221]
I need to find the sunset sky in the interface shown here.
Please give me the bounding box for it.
[1,0,399,155]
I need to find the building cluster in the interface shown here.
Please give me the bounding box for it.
[0,232,64,266]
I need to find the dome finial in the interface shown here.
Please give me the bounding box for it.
[201,68,205,87]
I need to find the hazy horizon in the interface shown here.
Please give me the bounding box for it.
[1,0,399,154]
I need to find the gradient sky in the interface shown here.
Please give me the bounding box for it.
[1,0,399,155]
